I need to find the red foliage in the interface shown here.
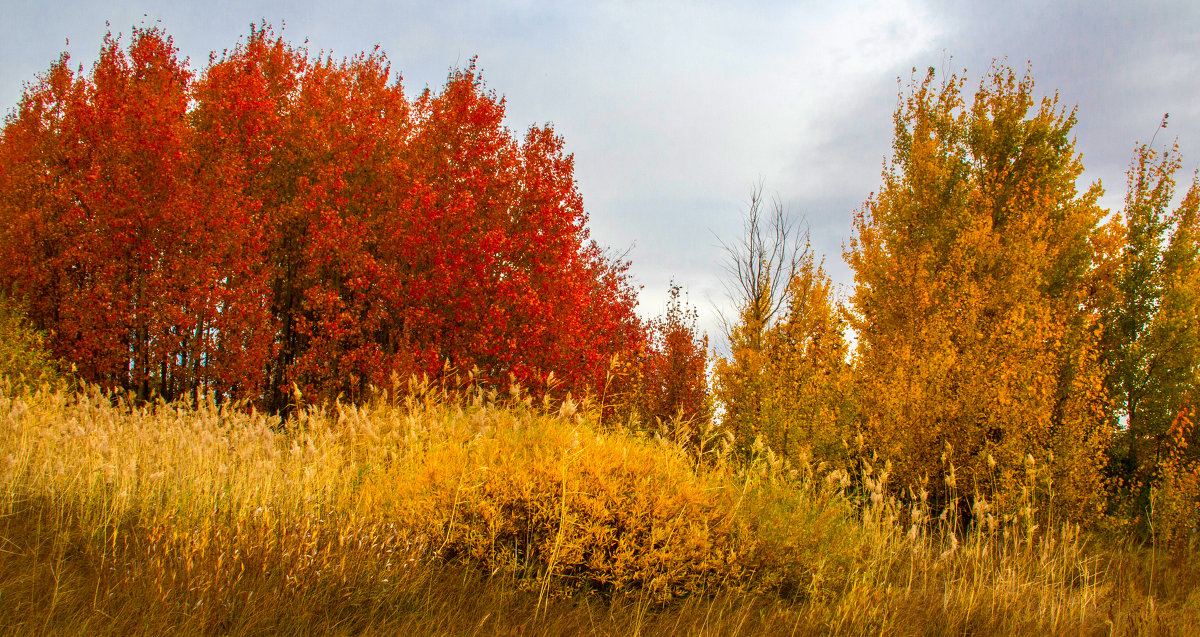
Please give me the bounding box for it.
[0,28,272,401]
[0,24,643,410]
[640,282,710,426]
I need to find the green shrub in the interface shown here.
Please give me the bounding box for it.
[0,295,63,389]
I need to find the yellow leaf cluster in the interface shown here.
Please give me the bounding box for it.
[715,251,852,467]
[844,65,1113,519]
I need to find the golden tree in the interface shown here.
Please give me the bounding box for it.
[713,185,807,456]
[845,65,1114,519]
[759,252,851,464]
[713,188,850,466]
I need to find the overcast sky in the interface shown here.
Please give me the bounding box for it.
[3,1,1198,348]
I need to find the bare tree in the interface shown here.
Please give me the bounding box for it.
[715,181,809,350]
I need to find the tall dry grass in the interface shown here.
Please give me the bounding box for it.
[0,370,1196,635]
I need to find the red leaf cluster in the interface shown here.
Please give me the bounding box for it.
[639,282,710,428]
[0,25,643,410]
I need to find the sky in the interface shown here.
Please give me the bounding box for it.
[3,0,1198,350]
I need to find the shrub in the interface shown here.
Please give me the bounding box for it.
[0,295,62,388]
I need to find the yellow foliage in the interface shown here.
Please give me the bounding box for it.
[0,372,1189,633]
[715,250,852,468]
[0,373,872,604]
[844,64,1113,519]
[0,295,64,389]
[1149,407,1200,553]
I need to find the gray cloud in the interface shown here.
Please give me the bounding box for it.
[915,0,1200,200]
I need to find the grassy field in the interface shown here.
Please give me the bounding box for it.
[0,371,1197,636]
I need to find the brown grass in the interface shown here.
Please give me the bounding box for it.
[0,375,1197,635]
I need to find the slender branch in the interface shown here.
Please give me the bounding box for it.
[713,181,809,347]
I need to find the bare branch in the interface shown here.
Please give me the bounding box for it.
[713,181,809,348]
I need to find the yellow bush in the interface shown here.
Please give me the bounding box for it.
[0,375,1168,633]
[0,375,865,605]
[371,391,867,599]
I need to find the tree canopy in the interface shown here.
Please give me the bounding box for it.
[0,25,644,410]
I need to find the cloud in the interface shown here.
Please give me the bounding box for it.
[3,0,1198,348]
[913,0,1200,204]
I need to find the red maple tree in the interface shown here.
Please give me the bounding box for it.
[0,24,644,410]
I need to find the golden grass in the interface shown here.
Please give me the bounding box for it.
[0,376,1197,635]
